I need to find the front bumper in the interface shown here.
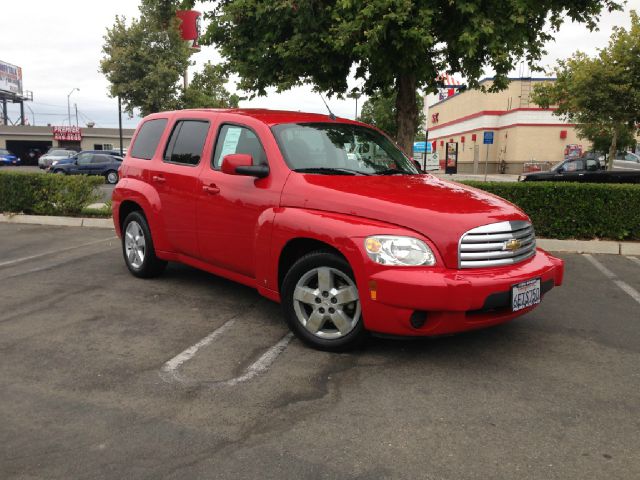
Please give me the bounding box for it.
[360,248,564,336]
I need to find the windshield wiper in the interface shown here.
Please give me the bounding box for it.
[293,167,371,176]
[373,168,409,175]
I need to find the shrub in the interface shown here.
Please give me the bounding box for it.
[0,171,103,216]
[461,181,640,240]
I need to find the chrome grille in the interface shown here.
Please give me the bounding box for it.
[459,221,536,269]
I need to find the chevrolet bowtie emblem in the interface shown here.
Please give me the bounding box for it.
[504,239,522,251]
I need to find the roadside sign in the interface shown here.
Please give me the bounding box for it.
[483,131,494,145]
[413,141,431,154]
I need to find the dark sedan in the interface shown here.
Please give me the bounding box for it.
[519,157,640,183]
[48,151,122,184]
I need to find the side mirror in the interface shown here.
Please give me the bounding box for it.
[222,153,269,178]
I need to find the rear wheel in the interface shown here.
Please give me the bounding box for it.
[281,251,365,351]
[106,170,119,184]
[122,211,167,278]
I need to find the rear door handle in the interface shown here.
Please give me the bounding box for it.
[152,175,166,183]
[202,184,220,194]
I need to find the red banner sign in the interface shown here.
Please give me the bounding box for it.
[52,126,82,142]
[176,10,202,51]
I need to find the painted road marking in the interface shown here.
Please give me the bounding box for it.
[584,254,640,306]
[160,316,293,387]
[628,256,640,268]
[0,237,117,268]
[160,318,237,382]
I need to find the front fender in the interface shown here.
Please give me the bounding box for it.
[111,178,170,253]
[266,207,443,297]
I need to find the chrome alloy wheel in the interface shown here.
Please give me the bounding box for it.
[292,267,361,339]
[124,221,146,269]
[107,171,118,184]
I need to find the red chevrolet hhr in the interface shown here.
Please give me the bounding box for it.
[112,109,564,350]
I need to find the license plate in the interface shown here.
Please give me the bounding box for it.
[511,278,541,312]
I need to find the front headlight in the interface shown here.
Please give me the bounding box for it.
[52,161,58,166]
[364,235,436,266]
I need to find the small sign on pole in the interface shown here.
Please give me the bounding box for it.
[483,131,494,180]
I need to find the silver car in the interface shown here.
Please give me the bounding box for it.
[613,151,640,171]
[38,149,76,169]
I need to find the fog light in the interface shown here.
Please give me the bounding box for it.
[410,310,428,328]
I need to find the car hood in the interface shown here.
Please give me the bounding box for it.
[281,173,529,268]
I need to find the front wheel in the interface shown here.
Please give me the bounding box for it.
[281,251,365,351]
[53,169,65,175]
[106,170,119,184]
[121,211,167,278]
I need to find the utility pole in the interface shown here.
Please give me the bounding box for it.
[67,87,79,126]
[118,96,123,156]
[74,103,78,127]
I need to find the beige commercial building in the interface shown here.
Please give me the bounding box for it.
[426,78,587,174]
[0,125,135,164]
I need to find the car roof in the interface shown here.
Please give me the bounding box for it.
[147,108,366,127]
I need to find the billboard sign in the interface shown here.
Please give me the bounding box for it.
[0,60,23,96]
[52,126,82,142]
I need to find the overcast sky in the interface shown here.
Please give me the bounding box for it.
[1,0,637,129]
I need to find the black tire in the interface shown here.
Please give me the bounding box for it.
[105,170,119,184]
[121,211,167,278]
[53,169,65,175]
[281,250,366,351]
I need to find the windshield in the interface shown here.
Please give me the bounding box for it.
[272,123,419,175]
[49,150,72,156]
[0,149,10,155]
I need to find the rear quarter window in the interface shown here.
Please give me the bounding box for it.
[130,119,168,160]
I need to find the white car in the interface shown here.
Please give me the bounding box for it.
[38,149,76,169]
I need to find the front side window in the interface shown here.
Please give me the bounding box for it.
[77,153,92,165]
[164,120,210,166]
[271,123,418,175]
[212,124,267,168]
[131,118,168,160]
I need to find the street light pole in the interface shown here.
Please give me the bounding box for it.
[67,88,79,126]
[118,96,123,157]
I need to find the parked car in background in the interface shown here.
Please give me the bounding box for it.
[519,155,640,183]
[48,151,122,184]
[38,148,76,169]
[112,108,564,351]
[0,148,20,166]
[612,151,640,170]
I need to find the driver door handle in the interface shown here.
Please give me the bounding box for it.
[202,184,220,194]
[152,175,166,183]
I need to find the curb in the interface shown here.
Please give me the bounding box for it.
[1,213,639,255]
[0,213,113,229]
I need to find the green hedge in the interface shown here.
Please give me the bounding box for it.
[0,171,103,216]
[462,181,640,241]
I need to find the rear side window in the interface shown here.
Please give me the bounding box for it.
[212,124,267,168]
[163,120,210,166]
[131,119,168,160]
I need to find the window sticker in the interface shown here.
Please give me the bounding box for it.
[219,127,242,159]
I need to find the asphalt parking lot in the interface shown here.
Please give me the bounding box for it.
[1,223,639,480]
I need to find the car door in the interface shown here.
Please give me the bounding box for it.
[196,121,280,278]
[74,153,93,174]
[152,118,212,258]
[90,154,112,175]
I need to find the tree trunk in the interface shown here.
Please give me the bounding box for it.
[607,128,617,171]
[395,73,419,156]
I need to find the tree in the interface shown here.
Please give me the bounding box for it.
[190,0,621,154]
[183,62,241,109]
[359,90,425,141]
[101,0,238,116]
[532,11,640,170]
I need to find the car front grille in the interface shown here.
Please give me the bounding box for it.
[459,221,536,269]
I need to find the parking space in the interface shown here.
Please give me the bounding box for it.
[1,224,639,479]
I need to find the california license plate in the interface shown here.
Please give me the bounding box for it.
[511,278,541,312]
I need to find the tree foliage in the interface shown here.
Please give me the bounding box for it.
[359,91,425,140]
[101,0,238,116]
[532,11,640,169]
[191,0,621,153]
[183,62,241,109]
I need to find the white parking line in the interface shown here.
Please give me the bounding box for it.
[161,318,237,375]
[584,254,640,305]
[628,256,640,268]
[0,237,117,268]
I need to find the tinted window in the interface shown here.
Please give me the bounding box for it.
[164,120,210,166]
[77,153,92,165]
[212,125,267,168]
[91,154,112,164]
[131,119,168,160]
